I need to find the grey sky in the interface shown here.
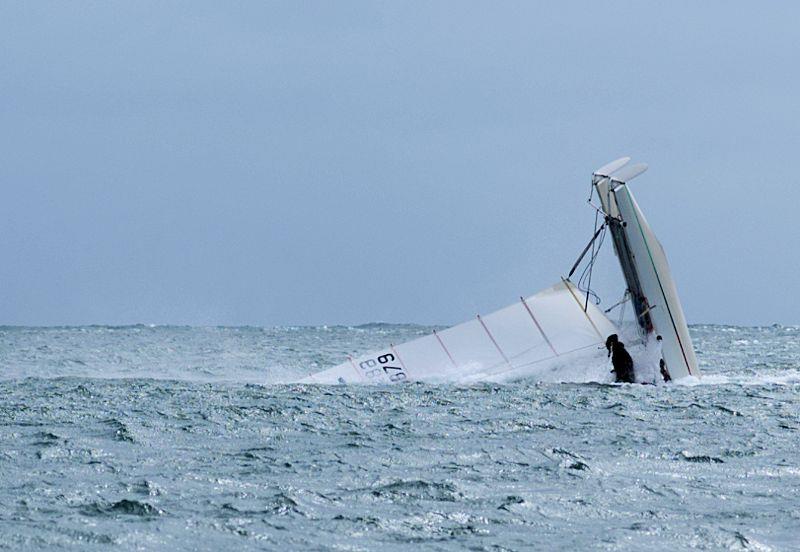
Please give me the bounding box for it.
[2,2,799,326]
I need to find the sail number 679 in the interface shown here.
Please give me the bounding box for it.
[359,353,407,383]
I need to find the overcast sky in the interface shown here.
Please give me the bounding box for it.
[2,2,799,326]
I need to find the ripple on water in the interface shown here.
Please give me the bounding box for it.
[0,324,798,549]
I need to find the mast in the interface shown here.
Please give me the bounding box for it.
[592,165,653,336]
[605,204,653,335]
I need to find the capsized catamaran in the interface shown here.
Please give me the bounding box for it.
[300,159,699,384]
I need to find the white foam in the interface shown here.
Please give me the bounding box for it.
[673,370,800,387]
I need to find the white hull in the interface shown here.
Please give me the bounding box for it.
[594,164,699,380]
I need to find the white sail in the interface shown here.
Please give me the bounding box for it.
[300,280,617,385]
[593,165,699,380]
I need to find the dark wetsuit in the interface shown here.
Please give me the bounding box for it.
[660,359,672,382]
[611,342,635,383]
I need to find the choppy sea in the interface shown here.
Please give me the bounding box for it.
[1,324,798,550]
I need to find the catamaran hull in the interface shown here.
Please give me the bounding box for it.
[594,165,699,380]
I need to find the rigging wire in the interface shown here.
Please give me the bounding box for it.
[566,182,609,309]
[587,175,597,202]
[582,208,600,310]
[576,211,606,307]
[604,291,631,314]
[617,291,628,328]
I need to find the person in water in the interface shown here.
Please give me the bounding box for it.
[605,334,635,383]
[654,334,672,383]
[660,359,671,382]
[641,333,664,384]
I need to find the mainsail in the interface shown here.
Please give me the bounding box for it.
[300,280,616,384]
[593,159,699,380]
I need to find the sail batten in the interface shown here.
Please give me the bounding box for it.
[520,296,558,355]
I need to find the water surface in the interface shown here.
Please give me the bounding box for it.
[1,325,798,550]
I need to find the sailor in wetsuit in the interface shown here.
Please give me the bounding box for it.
[605,334,635,383]
[655,334,672,382]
